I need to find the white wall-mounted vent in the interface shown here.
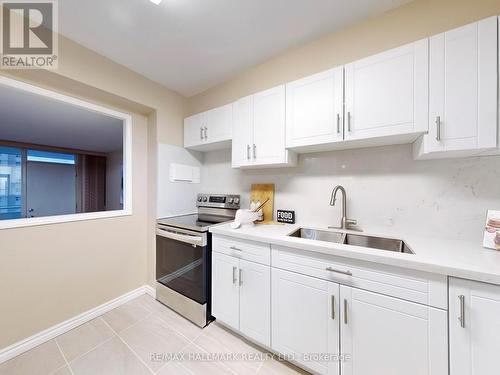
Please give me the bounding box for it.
[169,163,200,184]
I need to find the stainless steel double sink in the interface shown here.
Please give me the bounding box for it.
[288,228,414,254]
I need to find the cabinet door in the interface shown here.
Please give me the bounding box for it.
[252,85,288,166]
[286,68,344,149]
[344,40,428,141]
[272,268,340,375]
[239,260,271,346]
[449,278,500,375]
[340,286,447,375]
[212,252,240,330]
[184,113,205,148]
[232,96,254,168]
[205,103,233,143]
[425,16,498,154]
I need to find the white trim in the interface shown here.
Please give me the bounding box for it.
[144,284,157,298]
[0,75,133,230]
[0,285,154,364]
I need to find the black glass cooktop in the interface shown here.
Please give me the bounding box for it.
[157,214,232,232]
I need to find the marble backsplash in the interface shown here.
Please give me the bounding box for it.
[199,144,500,243]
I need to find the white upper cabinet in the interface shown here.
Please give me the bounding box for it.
[204,103,233,143]
[414,16,498,159]
[449,278,500,375]
[232,96,254,168]
[344,39,429,142]
[232,85,297,168]
[340,286,448,375]
[183,103,233,151]
[286,68,344,151]
[184,112,205,149]
[187,16,499,162]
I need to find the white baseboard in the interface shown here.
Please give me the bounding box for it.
[0,284,156,364]
[144,284,156,298]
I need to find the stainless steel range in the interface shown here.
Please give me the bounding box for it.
[156,194,240,327]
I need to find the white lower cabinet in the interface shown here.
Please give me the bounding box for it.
[212,252,240,331]
[272,268,340,375]
[213,237,451,375]
[211,252,271,346]
[239,259,271,346]
[449,278,500,375]
[340,286,448,375]
[271,267,448,375]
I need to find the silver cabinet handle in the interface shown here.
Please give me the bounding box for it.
[230,246,242,252]
[246,145,250,159]
[347,112,352,132]
[435,116,441,141]
[336,113,341,134]
[331,295,336,320]
[458,295,465,328]
[232,266,237,284]
[239,269,243,286]
[204,126,208,140]
[344,299,348,325]
[253,144,256,159]
[325,267,352,276]
[200,127,204,140]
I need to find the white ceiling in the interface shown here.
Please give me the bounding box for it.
[59,0,412,97]
[0,85,123,153]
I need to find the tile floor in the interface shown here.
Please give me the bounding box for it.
[0,295,309,375]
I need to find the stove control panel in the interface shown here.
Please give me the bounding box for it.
[196,194,241,209]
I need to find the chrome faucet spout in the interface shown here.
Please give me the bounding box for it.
[329,185,358,230]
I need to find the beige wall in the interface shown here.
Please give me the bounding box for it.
[188,0,500,114]
[0,32,187,349]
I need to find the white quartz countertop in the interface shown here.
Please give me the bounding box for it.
[210,222,500,285]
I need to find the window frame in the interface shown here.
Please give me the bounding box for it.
[0,76,133,230]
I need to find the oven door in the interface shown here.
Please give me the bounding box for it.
[156,225,209,305]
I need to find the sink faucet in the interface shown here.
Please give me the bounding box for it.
[329,185,358,230]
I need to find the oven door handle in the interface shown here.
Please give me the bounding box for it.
[156,228,204,247]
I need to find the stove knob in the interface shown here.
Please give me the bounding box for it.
[228,198,234,204]
[202,196,208,202]
[233,198,240,204]
[197,196,203,202]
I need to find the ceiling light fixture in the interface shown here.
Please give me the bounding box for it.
[150,0,162,4]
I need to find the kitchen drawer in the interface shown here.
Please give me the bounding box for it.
[272,245,447,309]
[213,235,271,265]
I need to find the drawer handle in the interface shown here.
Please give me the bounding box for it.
[326,267,352,276]
[230,246,242,252]
[458,295,465,328]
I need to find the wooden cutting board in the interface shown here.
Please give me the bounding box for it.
[250,184,275,223]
